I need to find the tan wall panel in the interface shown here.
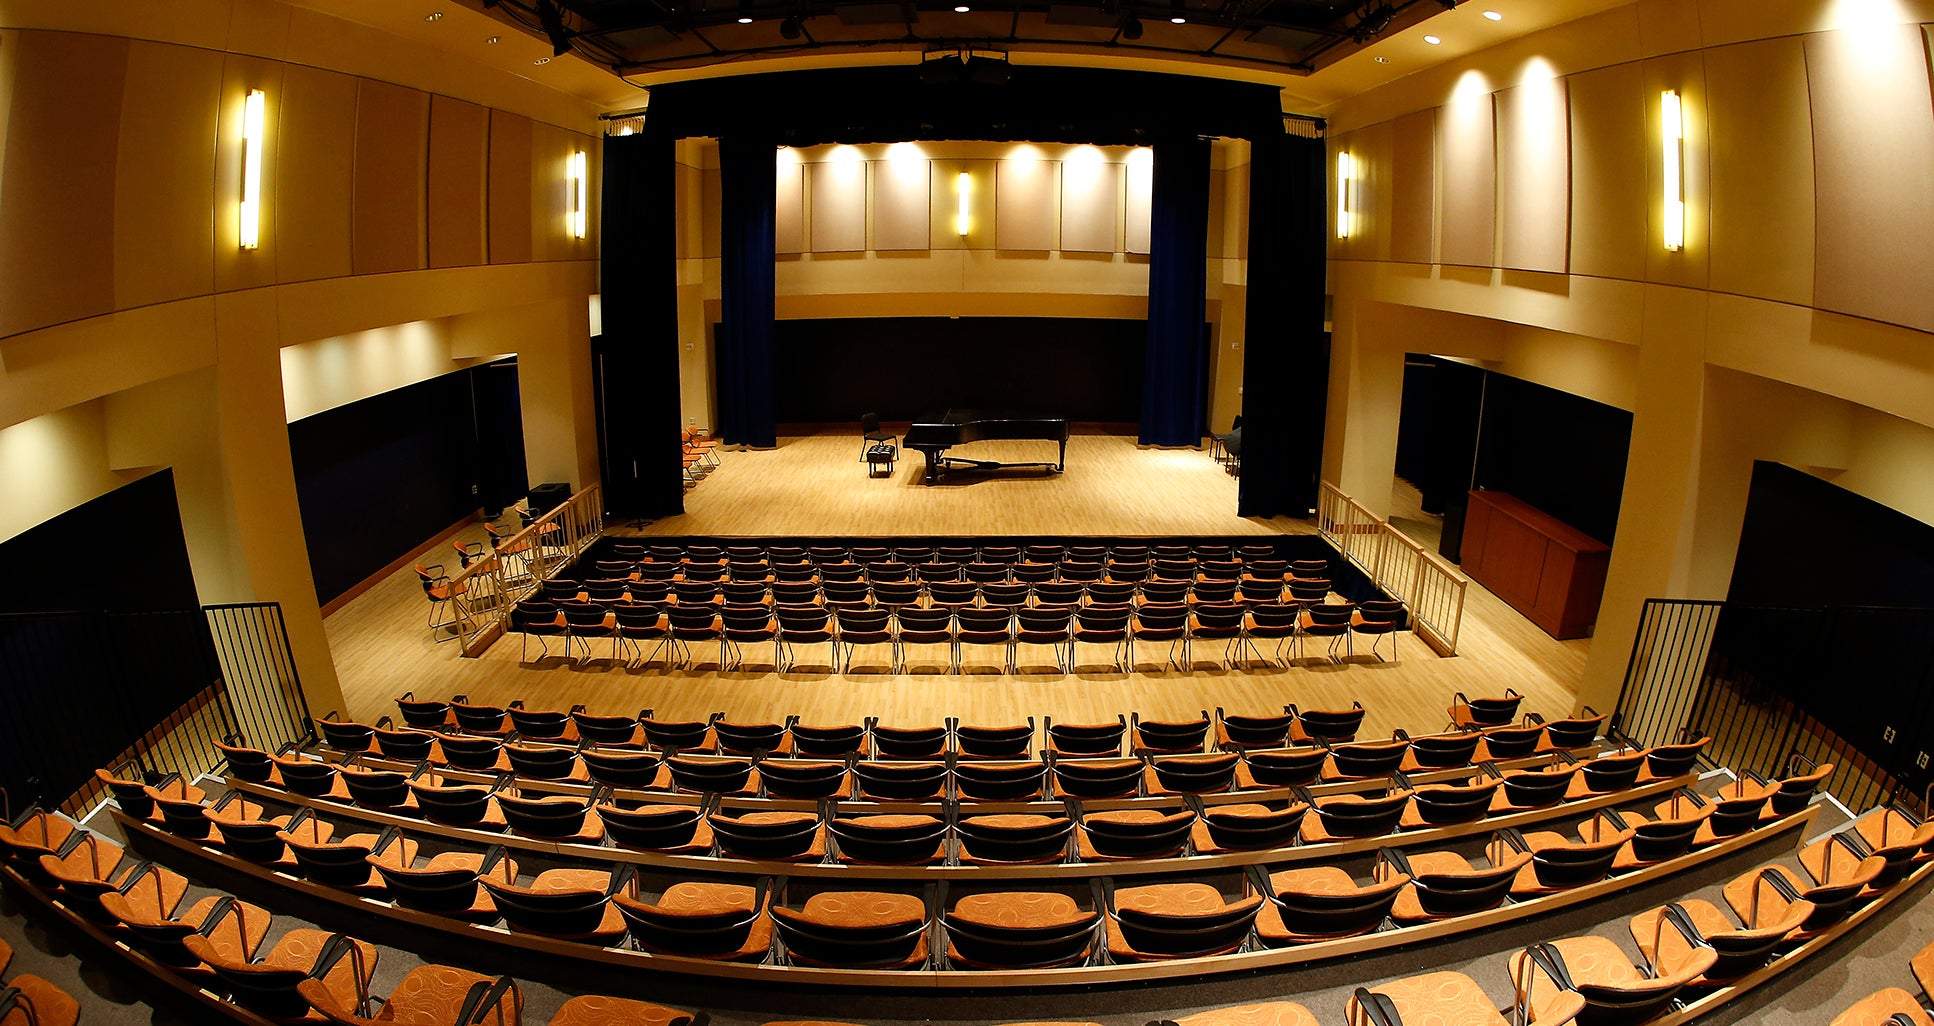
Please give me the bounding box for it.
[775,153,804,255]
[1496,77,1570,273]
[1354,122,1395,264]
[1125,148,1153,255]
[1060,156,1120,254]
[0,32,129,338]
[272,62,353,285]
[1439,88,1496,268]
[808,157,867,253]
[351,79,427,275]
[1807,24,1934,333]
[873,155,930,251]
[427,95,488,269]
[1706,37,1813,306]
[1389,109,1436,265]
[113,41,220,312]
[487,109,533,265]
[1566,63,1645,282]
[996,155,1054,251]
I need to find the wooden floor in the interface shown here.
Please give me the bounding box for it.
[323,431,1593,739]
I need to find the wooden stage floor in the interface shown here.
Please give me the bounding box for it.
[323,429,1592,739]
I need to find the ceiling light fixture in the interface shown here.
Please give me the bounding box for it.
[1169,0,1186,23]
[779,15,802,37]
[486,35,501,43]
[1423,34,1441,43]
[534,0,574,56]
[955,4,970,11]
[737,0,755,23]
[1121,13,1144,38]
[738,15,754,22]
[1482,9,1502,19]
[424,12,443,22]
[1373,55,1390,63]
[1351,3,1397,42]
[533,56,552,64]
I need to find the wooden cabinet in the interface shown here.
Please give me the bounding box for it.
[1461,490,1611,640]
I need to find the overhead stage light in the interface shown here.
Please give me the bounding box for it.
[779,15,802,37]
[1121,13,1143,37]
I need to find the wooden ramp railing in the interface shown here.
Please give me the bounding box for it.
[445,485,604,657]
[1316,481,1467,656]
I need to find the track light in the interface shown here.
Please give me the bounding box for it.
[779,14,801,37]
[1351,2,1396,41]
[1121,13,1143,37]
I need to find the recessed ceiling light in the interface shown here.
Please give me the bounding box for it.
[1482,9,1502,19]
[1373,55,1390,63]
[737,15,753,22]
[486,35,501,44]
[1170,15,1187,23]
[955,4,970,11]
[533,56,551,64]
[1423,34,1441,43]
[425,11,442,21]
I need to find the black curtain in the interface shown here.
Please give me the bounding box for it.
[1140,134,1211,447]
[715,134,778,448]
[1237,132,1328,519]
[599,131,685,517]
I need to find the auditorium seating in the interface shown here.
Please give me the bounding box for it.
[493,536,1407,676]
[0,937,78,1026]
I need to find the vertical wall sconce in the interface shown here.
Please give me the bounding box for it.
[570,150,588,239]
[956,171,972,236]
[240,89,266,250]
[1334,151,1355,239]
[1661,89,1684,252]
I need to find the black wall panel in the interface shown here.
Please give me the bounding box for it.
[0,470,200,614]
[290,362,526,606]
[766,317,1147,424]
[1472,373,1631,546]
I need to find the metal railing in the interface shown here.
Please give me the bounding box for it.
[1316,481,1468,655]
[446,485,605,656]
[1615,598,1923,814]
[0,602,315,819]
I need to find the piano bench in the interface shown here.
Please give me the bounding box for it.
[866,442,898,477]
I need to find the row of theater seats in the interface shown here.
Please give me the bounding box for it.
[508,594,1398,673]
[0,934,77,1026]
[346,692,1541,759]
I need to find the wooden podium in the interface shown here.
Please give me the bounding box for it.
[1460,490,1611,640]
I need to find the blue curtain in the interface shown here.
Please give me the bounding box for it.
[598,132,685,518]
[1139,135,1212,447]
[716,134,778,448]
[1237,131,1328,519]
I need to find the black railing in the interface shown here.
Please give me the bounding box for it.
[1615,598,1934,814]
[0,603,310,816]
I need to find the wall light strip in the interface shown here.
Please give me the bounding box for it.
[240,89,266,250]
[1335,151,1354,239]
[570,150,588,239]
[957,171,971,236]
[1661,89,1683,252]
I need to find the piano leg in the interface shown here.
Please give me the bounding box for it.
[1056,439,1067,472]
[923,448,944,485]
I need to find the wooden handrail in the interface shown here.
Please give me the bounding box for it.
[444,485,604,657]
[1317,481,1468,656]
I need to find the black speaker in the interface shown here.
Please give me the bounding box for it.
[528,482,571,515]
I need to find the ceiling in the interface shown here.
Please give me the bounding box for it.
[462,0,1460,80]
[296,0,1629,115]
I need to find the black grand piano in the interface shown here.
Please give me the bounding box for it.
[900,410,1070,485]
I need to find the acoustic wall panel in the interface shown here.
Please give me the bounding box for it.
[427,95,488,268]
[351,78,428,275]
[809,155,867,252]
[1807,24,1934,332]
[1125,148,1154,254]
[873,153,930,251]
[273,63,355,285]
[114,41,221,311]
[1060,152,1120,253]
[487,110,533,264]
[775,153,804,254]
[0,32,130,339]
[996,155,1054,251]
[1389,109,1436,265]
[1439,90,1496,268]
[1706,37,1813,306]
[1496,77,1570,273]
[1567,63,1645,282]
